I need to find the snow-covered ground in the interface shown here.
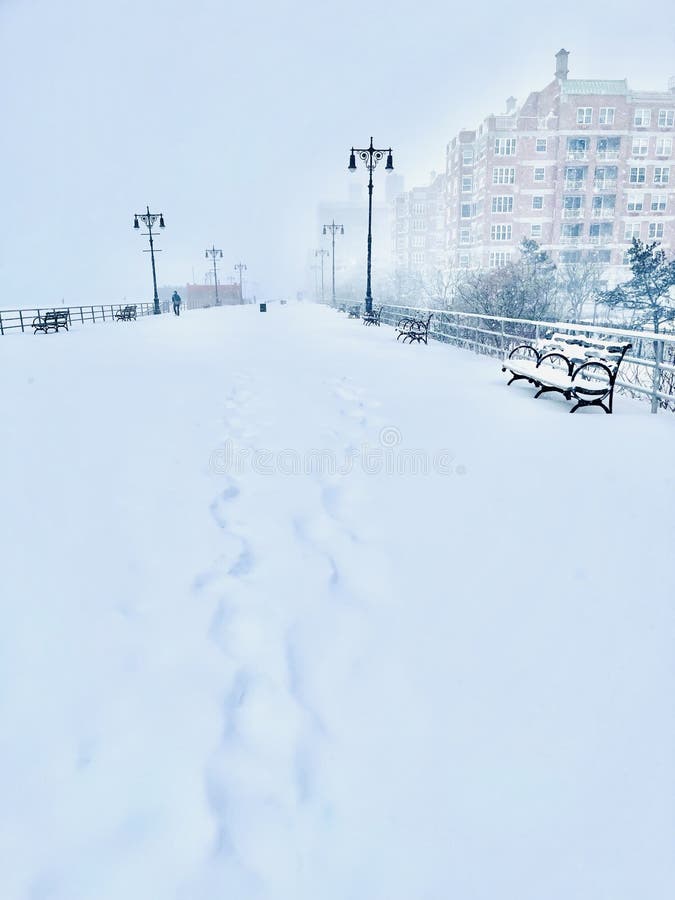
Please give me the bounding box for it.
[1,303,674,900]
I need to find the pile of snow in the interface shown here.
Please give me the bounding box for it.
[1,303,674,899]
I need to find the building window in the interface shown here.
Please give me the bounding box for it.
[624,223,641,240]
[493,167,515,184]
[632,137,649,157]
[491,224,512,241]
[654,166,670,184]
[656,138,673,156]
[536,138,547,152]
[649,222,664,239]
[412,202,426,215]
[565,166,587,189]
[594,166,618,189]
[413,219,426,231]
[560,250,582,264]
[576,107,593,125]
[494,138,517,156]
[590,222,612,242]
[658,109,675,128]
[412,235,424,248]
[531,224,542,238]
[651,194,667,212]
[634,108,651,127]
[567,137,589,159]
[629,167,647,184]
[412,252,424,264]
[462,149,474,165]
[489,251,511,268]
[561,223,583,241]
[534,167,545,182]
[460,203,472,218]
[459,253,470,269]
[492,195,513,213]
[459,227,471,245]
[599,107,615,125]
[563,195,584,217]
[592,195,616,217]
[597,137,620,159]
[461,176,473,193]
[532,196,544,210]
[627,193,644,212]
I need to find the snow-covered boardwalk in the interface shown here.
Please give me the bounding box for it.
[2,303,674,900]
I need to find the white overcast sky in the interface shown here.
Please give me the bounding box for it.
[1,0,674,305]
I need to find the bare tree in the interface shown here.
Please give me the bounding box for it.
[456,239,559,320]
[557,256,607,323]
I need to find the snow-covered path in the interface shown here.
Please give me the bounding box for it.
[1,303,674,900]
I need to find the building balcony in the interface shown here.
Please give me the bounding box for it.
[564,181,586,192]
[592,208,614,218]
[597,150,620,161]
[562,208,584,219]
[589,234,612,245]
[560,236,583,244]
[567,151,588,160]
[593,180,617,191]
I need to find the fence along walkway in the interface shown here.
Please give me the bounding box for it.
[374,304,675,415]
[0,303,156,335]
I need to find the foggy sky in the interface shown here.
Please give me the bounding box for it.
[1,0,674,306]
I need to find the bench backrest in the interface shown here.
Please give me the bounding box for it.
[537,332,631,374]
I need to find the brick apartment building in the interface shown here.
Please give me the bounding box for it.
[443,49,675,282]
[393,172,445,274]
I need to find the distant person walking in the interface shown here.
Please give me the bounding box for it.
[172,290,182,316]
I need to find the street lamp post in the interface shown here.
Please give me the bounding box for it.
[323,221,344,307]
[348,138,393,314]
[315,248,329,304]
[133,206,165,315]
[235,262,247,303]
[205,245,223,305]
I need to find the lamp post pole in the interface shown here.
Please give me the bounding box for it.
[133,206,165,315]
[348,138,393,314]
[205,245,223,305]
[315,248,329,304]
[235,262,247,303]
[323,221,344,307]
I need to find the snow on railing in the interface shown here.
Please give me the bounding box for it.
[363,303,675,414]
[0,302,157,335]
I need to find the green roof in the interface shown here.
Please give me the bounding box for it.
[561,79,628,96]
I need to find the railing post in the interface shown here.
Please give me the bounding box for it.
[651,339,663,414]
[92,306,96,323]
[0,310,4,335]
[500,319,505,357]
[80,307,84,323]
[19,310,24,333]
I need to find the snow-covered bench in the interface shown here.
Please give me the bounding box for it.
[396,312,433,345]
[362,306,382,326]
[348,306,361,319]
[32,310,69,334]
[115,304,137,321]
[502,332,632,414]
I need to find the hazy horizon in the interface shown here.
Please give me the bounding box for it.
[1,0,674,306]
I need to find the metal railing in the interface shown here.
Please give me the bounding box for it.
[0,302,157,335]
[351,303,675,414]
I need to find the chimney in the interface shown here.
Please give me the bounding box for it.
[506,96,517,114]
[555,48,569,80]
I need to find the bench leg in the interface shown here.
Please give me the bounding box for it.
[534,385,566,400]
[569,397,611,414]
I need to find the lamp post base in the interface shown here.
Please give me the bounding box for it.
[153,299,161,315]
[364,296,373,315]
